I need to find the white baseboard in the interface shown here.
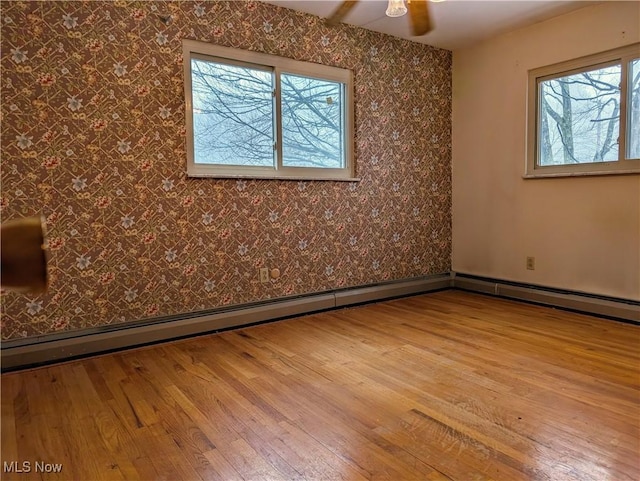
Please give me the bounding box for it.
[452,273,640,323]
[1,274,451,371]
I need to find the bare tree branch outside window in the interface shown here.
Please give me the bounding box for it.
[628,58,640,159]
[281,73,344,168]
[191,59,274,167]
[539,64,621,165]
[191,59,344,169]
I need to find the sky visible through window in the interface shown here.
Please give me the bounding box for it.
[628,58,640,160]
[191,58,345,169]
[192,59,274,167]
[539,64,621,166]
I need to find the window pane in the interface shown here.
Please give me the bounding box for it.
[627,58,640,159]
[538,64,621,166]
[191,59,274,167]
[281,74,344,168]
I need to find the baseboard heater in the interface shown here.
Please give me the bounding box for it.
[1,274,451,371]
[452,273,640,323]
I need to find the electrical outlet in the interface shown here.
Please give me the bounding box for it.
[259,268,269,283]
[526,256,535,270]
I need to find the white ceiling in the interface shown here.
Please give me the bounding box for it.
[261,0,598,50]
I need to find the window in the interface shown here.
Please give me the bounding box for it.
[526,43,640,177]
[183,40,355,180]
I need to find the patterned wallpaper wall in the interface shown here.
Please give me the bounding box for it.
[0,1,452,340]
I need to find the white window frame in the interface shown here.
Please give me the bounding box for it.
[525,43,640,178]
[183,39,356,181]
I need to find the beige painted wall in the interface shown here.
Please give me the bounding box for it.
[452,1,640,300]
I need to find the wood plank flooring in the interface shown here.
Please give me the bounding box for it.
[1,290,639,480]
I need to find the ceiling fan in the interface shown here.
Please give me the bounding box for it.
[327,0,434,36]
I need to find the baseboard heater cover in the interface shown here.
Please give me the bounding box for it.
[1,274,451,371]
[334,276,452,306]
[453,273,640,323]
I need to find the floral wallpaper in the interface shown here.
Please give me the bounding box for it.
[0,1,452,340]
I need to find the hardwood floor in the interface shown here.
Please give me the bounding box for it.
[1,290,639,480]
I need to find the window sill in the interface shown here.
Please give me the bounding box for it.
[186,172,361,182]
[523,169,640,179]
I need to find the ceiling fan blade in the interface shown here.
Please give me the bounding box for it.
[326,1,359,26]
[408,0,433,36]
